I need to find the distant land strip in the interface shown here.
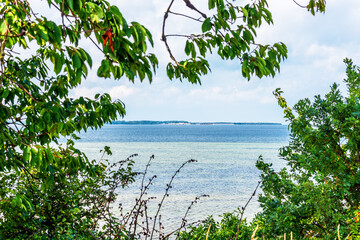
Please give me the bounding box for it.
[111,121,282,125]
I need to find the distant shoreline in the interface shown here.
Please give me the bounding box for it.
[111,120,282,125]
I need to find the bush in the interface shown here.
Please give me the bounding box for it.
[255,59,360,239]
[0,145,137,239]
[177,211,256,240]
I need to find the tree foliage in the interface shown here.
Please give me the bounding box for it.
[162,0,288,83]
[256,59,360,239]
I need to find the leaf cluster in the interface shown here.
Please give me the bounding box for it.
[164,0,287,84]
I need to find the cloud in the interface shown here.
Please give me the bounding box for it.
[109,86,138,99]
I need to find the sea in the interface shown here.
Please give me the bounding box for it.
[75,124,290,232]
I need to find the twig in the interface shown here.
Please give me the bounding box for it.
[178,194,209,232]
[161,0,183,67]
[293,0,307,8]
[169,11,203,22]
[150,159,197,239]
[235,180,262,240]
[183,0,207,18]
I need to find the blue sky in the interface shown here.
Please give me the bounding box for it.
[35,0,360,123]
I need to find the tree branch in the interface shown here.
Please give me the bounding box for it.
[168,11,203,22]
[161,0,184,67]
[183,0,207,18]
[235,180,262,240]
[293,0,307,8]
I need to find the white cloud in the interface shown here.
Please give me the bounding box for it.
[109,86,138,99]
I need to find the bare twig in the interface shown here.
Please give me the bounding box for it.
[293,0,307,8]
[178,194,210,232]
[168,11,203,22]
[165,34,193,38]
[161,0,183,67]
[235,180,262,240]
[150,159,197,239]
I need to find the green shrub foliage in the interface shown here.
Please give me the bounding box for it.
[0,147,138,239]
[256,59,360,239]
[177,212,255,240]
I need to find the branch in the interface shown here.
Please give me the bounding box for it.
[183,0,207,18]
[161,0,184,67]
[235,180,262,240]
[23,0,41,21]
[293,0,307,8]
[149,159,197,239]
[168,11,203,22]
[165,34,193,38]
[8,77,39,103]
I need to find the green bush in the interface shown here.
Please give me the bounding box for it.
[255,59,360,239]
[177,212,255,240]
[0,145,137,239]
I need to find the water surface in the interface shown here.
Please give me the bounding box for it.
[76,124,290,231]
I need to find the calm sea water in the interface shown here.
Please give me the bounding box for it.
[76,124,290,232]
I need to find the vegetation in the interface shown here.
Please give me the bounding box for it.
[0,148,138,239]
[177,60,360,239]
[3,0,358,239]
[0,0,288,237]
[254,59,360,239]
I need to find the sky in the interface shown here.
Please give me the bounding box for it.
[34,0,360,123]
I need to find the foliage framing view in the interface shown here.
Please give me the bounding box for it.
[0,0,343,239]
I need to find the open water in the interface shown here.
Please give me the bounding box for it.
[75,124,290,232]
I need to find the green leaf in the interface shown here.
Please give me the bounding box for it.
[208,0,215,9]
[202,18,212,33]
[109,5,122,17]
[44,111,51,123]
[166,64,175,79]
[67,0,74,10]
[242,7,248,18]
[1,88,9,98]
[72,53,81,69]
[0,21,7,35]
[23,146,31,163]
[243,29,253,43]
[185,41,191,56]
[57,122,64,133]
[54,55,63,74]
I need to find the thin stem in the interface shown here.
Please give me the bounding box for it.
[235,180,262,240]
[165,34,192,38]
[168,11,203,22]
[150,159,197,239]
[161,0,183,67]
[293,0,307,8]
[183,0,207,18]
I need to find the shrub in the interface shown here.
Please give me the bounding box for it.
[255,59,360,239]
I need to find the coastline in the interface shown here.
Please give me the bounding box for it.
[112,120,283,126]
